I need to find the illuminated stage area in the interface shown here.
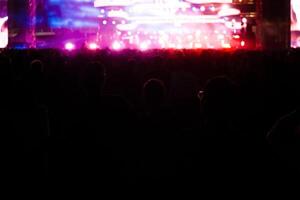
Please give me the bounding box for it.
[94,0,247,49]
[6,0,256,50]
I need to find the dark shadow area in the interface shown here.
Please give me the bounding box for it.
[1,48,300,194]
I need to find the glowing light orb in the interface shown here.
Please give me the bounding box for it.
[88,42,99,50]
[112,41,122,50]
[241,40,245,47]
[65,42,75,51]
[140,41,149,51]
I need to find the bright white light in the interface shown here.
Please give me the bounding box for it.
[242,17,247,24]
[200,6,205,12]
[65,42,75,51]
[195,43,202,48]
[140,41,149,51]
[0,16,8,48]
[107,10,129,18]
[112,41,122,50]
[219,8,241,17]
[102,20,107,25]
[241,40,245,47]
[88,42,98,50]
[221,4,230,10]
[222,43,231,48]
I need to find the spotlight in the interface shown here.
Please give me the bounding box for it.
[88,42,99,50]
[112,41,122,50]
[195,43,202,48]
[65,42,75,51]
[222,43,231,49]
[241,40,245,47]
[140,41,149,51]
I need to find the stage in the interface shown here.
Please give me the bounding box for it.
[4,0,258,50]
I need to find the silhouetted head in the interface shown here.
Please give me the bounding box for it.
[30,59,44,75]
[201,76,238,118]
[267,109,300,171]
[143,79,166,109]
[83,61,106,97]
[28,59,44,86]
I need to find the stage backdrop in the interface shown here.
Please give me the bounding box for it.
[0,0,8,48]
[47,0,99,29]
[9,0,255,49]
[45,0,247,49]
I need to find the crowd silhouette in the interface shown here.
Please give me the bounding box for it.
[0,48,299,193]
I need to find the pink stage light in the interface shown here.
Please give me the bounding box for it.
[65,42,75,51]
[88,42,99,50]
